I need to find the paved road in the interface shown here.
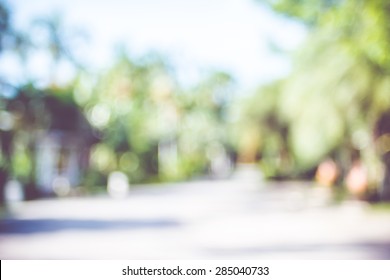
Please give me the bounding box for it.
[1,179,390,259]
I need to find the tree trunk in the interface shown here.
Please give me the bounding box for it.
[375,112,390,201]
[380,153,390,201]
[0,131,13,204]
[0,168,7,204]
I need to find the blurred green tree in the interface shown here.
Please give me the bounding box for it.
[230,80,292,178]
[78,51,236,184]
[76,52,176,183]
[32,14,86,85]
[177,71,235,179]
[0,4,92,201]
[260,0,390,199]
[0,0,17,202]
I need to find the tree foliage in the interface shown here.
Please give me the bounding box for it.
[255,0,390,198]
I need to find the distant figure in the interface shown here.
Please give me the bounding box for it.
[345,161,368,198]
[315,159,338,187]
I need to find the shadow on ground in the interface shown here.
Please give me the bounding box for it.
[0,218,181,234]
[205,242,390,259]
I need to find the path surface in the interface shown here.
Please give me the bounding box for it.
[1,180,390,259]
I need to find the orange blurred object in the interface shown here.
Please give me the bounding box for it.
[346,161,368,197]
[315,159,338,187]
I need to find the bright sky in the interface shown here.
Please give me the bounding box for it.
[2,0,307,91]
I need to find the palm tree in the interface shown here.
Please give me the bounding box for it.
[33,14,86,85]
